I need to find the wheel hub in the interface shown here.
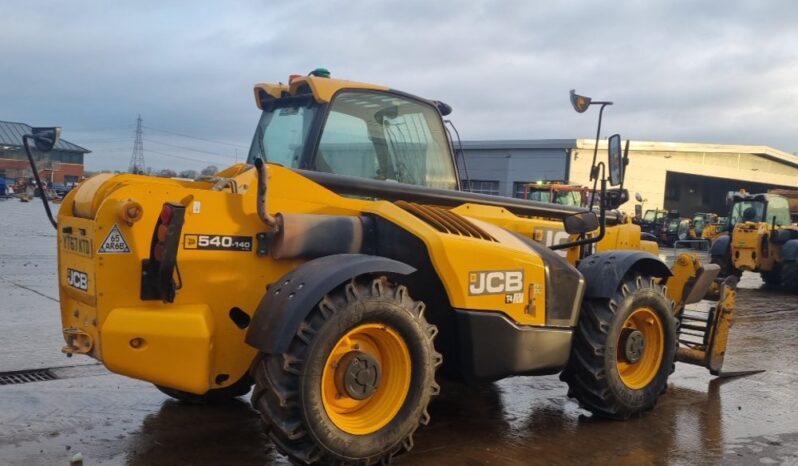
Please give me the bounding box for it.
[620,328,645,364]
[335,350,382,400]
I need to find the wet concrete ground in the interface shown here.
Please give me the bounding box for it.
[1,199,798,465]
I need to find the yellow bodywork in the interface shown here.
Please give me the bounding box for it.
[59,163,606,393]
[730,221,782,272]
[56,74,663,395]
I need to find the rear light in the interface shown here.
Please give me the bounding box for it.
[142,202,186,303]
[160,204,174,225]
[289,74,302,84]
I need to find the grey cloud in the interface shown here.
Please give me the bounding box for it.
[1,0,797,172]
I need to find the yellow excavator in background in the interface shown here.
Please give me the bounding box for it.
[23,70,738,465]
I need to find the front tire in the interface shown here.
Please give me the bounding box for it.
[560,273,677,419]
[251,276,441,465]
[760,266,782,287]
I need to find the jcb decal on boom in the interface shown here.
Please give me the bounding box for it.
[468,270,524,295]
[534,227,570,257]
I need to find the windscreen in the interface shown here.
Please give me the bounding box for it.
[554,191,582,206]
[528,190,552,202]
[730,200,766,224]
[765,196,792,226]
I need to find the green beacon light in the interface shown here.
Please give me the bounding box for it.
[309,67,331,78]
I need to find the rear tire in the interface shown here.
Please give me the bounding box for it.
[155,374,252,405]
[782,261,798,293]
[560,273,677,419]
[250,276,441,465]
[760,266,782,287]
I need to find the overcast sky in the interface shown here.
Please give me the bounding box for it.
[2,0,797,172]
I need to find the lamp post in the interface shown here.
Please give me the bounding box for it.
[569,90,613,183]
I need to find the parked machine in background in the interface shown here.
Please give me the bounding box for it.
[655,210,682,246]
[711,191,798,291]
[639,208,668,237]
[769,189,798,223]
[521,181,591,207]
[691,212,719,239]
[27,72,738,465]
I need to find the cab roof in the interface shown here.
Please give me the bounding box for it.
[253,76,388,109]
[253,74,452,115]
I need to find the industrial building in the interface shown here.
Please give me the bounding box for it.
[457,139,798,216]
[0,120,90,186]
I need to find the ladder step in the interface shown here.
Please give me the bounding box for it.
[679,323,708,332]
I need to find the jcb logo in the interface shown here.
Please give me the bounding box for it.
[67,268,88,291]
[468,270,524,295]
[536,227,571,257]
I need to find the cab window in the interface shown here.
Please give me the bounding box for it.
[765,196,792,226]
[730,201,765,224]
[315,91,457,190]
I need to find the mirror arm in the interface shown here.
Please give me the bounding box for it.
[22,135,57,229]
[589,102,612,181]
[618,138,630,191]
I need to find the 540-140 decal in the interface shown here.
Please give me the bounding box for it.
[183,234,253,252]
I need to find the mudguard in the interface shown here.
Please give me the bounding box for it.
[245,254,415,354]
[578,250,672,299]
[709,234,730,257]
[782,239,798,261]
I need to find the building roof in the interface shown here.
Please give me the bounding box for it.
[459,138,798,169]
[459,139,577,150]
[575,139,798,169]
[0,120,90,153]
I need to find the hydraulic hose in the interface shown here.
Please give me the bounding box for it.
[22,135,57,229]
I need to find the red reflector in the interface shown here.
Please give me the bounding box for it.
[157,224,168,243]
[160,204,174,225]
[154,243,164,262]
[289,74,302,83]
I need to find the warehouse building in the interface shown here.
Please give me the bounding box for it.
[457,139,798,216]
[0,120,90,186]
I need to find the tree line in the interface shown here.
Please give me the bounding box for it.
[86,165,219,180]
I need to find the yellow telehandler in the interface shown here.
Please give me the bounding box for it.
[24,70,736,465]
[710,190,798,291]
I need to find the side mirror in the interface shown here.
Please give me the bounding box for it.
[603,188,629,210]
[635,192,643,202]
[31,127,61,152]
[608,134,623,186]
[563,211,599,235]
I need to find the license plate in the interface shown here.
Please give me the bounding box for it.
[62,234,93,258]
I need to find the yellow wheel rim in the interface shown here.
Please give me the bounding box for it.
[616,307,664,389]
[321,323,411,435]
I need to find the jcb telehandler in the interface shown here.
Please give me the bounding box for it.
[711,190,798,291]
[26,71,737,465]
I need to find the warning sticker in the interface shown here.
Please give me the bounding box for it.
[98,224,131,253]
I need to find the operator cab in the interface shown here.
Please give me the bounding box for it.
[727,192,791,227]
[247,76,458,191]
